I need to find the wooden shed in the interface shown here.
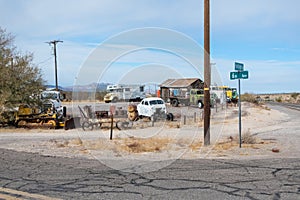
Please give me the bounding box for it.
[159,78,203,100]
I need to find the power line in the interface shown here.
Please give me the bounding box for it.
[46,40,63,91]
[36,57,52,65]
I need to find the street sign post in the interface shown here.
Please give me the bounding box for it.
[230,62,249,148]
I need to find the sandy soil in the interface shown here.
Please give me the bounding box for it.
[0,102,297,163]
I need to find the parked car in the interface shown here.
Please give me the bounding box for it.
[137,97,167,121]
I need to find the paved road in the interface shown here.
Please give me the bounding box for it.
[268,102,300,111]
[0,148,299,200]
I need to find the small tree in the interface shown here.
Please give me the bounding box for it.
[0,28,44,112]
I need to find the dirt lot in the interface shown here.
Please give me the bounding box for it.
[0,102,299,172]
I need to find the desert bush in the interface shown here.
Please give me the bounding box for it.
[275,96,282,103]
[242,129,257,144]
[291,92,299,100]
[241,93,259,104]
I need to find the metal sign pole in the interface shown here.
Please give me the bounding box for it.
[238,78,242,148]
[231,62,249,148]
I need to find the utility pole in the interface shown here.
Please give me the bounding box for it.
[47,40,63,91]
[204,0,210,146]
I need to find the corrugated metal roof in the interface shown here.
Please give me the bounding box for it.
[160,78,202,88]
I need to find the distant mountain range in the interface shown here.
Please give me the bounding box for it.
[44,82,110,92]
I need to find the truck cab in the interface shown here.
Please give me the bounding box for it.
[40,90,63,110]
[190,89,204,108]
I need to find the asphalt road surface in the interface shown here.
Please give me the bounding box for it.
[0,148,299,200]
[0,103,299,199]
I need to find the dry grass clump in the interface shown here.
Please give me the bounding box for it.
[242,129,257,144]
[115,137,172,153]
[213,129,258,151]
[51,137,173,153]
[189,140,203,151]
[213,140,236,151]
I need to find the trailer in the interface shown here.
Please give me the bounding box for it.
[78,105,134,131]
[104,84,146,103]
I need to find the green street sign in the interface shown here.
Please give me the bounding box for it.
[230,71,249,80]
[240,70,249,79]
[230,71,239,80]
[235,62,244,71]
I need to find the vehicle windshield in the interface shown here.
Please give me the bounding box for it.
[41,92,58,100]
[149,99,164,105]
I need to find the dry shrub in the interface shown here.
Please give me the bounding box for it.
[242,129,257,144]
[115,137,172,153]
[213,130,257,151]
[241,93,259,104]
[291,92,299,99]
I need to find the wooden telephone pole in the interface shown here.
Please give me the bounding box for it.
[47,40,63,91]
[204,0,210,145]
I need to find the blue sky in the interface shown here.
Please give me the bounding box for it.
[1,0,300,93]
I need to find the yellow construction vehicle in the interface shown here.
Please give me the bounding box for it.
[223,87,238,104]
[14,90,74,129]
[15,104,65,129]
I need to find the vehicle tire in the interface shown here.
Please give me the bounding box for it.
[116,121,122,130]
[171,99,179,107]
[198,101,204,109]
[116,121,133,130]
[82,121,93,131]
[166,113,174,121]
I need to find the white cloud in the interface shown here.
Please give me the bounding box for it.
[1,0,300,93]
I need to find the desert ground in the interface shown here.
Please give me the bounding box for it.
[0,101,298,173]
